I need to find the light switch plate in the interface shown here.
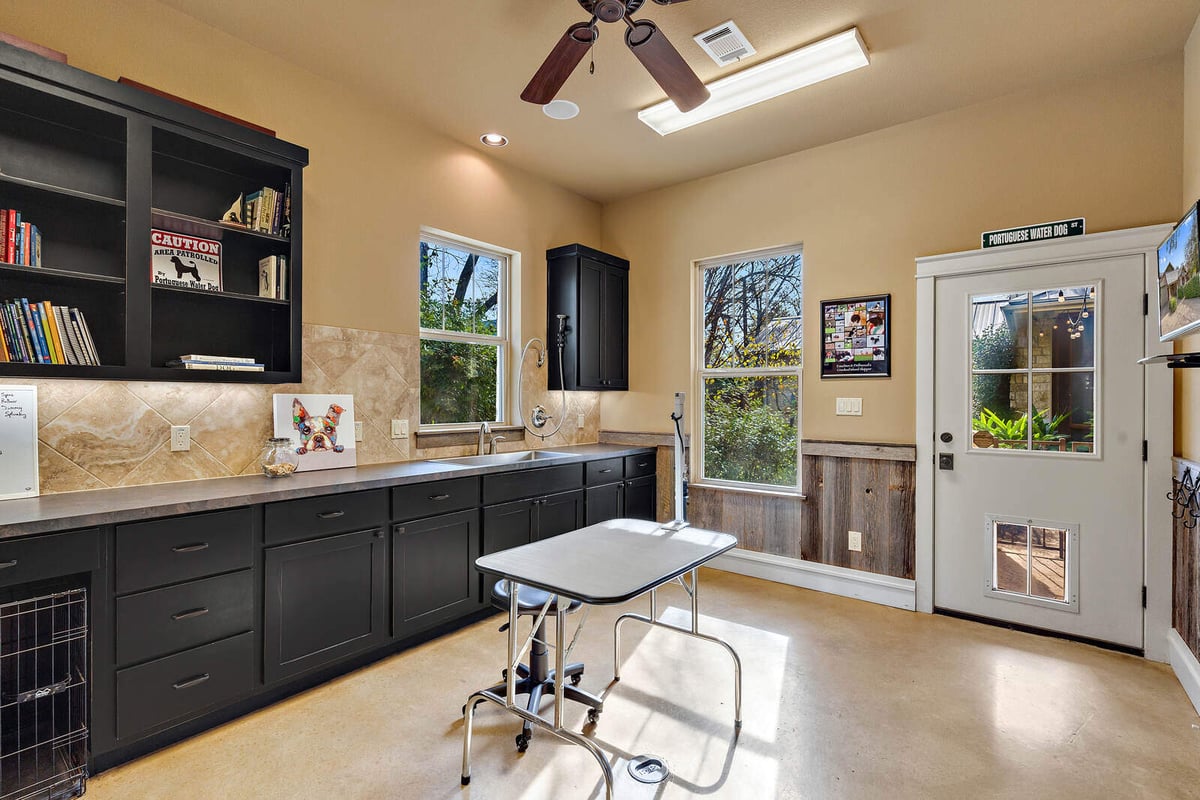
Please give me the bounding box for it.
[391,419,409,439]
[170,425,190,452]
[354,421,364,442]
[577,413,586,428]
[836,397,863,416]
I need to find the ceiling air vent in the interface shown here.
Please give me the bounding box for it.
[694,20,756,67]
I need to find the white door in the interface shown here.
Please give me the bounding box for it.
[933,254,1145,648]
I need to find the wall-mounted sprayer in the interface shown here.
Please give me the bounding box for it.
[519,315,569,440]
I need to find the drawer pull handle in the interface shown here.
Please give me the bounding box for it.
[317,510,346,520]
[171,607,210,621]
[173,673,211,690]
[598,469,613,474]
[429,494,451,501]
[637,462,650,468]
[0,560,17,570]
[171,543,209,554]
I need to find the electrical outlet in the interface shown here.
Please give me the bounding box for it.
[577,413,586,428]
[836,397,863,416]
[848,530,863,552]
[354,421,364,442]
[391,419,409,439]
[170,425,190,452]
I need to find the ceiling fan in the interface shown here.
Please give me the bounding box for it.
[522,0,710,113]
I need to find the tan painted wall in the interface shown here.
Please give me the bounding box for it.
[601,57,1183,443]
[1180,17,1200,460]
[0,0,600,344]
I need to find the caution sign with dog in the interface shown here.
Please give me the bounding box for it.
[151,229,222,292]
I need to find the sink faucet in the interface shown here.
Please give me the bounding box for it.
[488,435,506,454]
[477,421,491,455]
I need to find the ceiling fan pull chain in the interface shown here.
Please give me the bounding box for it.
[590,36,596,75]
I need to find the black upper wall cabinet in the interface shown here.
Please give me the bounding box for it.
[0,43,308,383]
[547,243,629,391]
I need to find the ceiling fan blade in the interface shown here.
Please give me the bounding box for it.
[625,20,709,113]
[521,22,597,105]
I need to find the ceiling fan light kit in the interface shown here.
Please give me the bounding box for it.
[639,27,871,136]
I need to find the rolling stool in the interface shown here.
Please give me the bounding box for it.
[481,580,604,752]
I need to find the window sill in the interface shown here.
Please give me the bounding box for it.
[414,424,526,450]
[688,482,807,501]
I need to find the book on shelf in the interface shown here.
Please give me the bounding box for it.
[4,210,14,263]
[176,353,259,364]
[258,255,277,299]
[281,183,292,239]
[0,299,100,365]
[276,255,287,300]
[0,211,43,267]
[167,362,264,372]
[229,183,290,236]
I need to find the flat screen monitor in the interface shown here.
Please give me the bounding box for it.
[1157,202,1200,341]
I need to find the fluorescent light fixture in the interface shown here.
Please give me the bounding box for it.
[638,27,870,136]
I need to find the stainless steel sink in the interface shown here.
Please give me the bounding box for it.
[429,450,573,467]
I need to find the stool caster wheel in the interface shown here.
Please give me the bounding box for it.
[515,732,530,753]
[587,708,601,725]
[571,672,583,686]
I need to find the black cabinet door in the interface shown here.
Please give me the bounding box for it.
[585,483,622,527]
[624,476,657,521]
[577,257,605,389]
[393,509,480,639]
[536,489,585,540]
[481,499,535,604]
[263,528,388,684]
[601,264,628,389]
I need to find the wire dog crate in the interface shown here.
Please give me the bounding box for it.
[0,589,87,800]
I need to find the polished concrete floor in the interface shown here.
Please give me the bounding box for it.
[89,570,1200,799]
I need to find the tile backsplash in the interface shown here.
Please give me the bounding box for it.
[25,323,600,494]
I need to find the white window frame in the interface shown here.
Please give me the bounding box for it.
[418,227,513,429]
[694,243,804,494]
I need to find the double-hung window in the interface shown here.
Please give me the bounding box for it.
[697,245,803,490]
[418,231,509,427]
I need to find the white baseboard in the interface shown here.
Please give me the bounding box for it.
[708,549,916,611]
[1167,629,1200,716]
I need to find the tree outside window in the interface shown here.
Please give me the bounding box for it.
[419,233,507,426]
[698,247,803,489]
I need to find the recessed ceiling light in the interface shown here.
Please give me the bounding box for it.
[543,100,580,120]
[480,133,509,147]
[638,28,870,136]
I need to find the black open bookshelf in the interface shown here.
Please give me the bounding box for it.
[0,42,307,383]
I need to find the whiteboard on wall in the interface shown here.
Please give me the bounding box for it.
[0,385,38,500]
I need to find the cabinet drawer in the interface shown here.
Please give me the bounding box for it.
[115,631,254,740]
[624,452,656,479]
[115,508,252,594]
[116,570,254,667]
[392,477,479,522]
[264,488,388,546]
[585,458,623,485]
[0,529,100,589]
[483,464,582,505]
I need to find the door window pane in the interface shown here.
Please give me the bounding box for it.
[971,374,1029,450]
[1033,377,1093,452]
[703,376,799,487]
[971,292,1027,371]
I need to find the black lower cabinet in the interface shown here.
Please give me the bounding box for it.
[393,510,480,639]
[585,483,622,526]
[263,528,388,684]
[624,475,657,521]
[480,489,585,601]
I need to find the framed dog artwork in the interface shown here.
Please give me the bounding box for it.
[820,294,891,378]
[272,393,357,472]
[151,229,222,292]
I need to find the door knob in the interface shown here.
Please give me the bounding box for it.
[940,432,953,443]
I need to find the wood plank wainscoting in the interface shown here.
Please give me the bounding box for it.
[1172,456,1200,660]
[599,433,916,580]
